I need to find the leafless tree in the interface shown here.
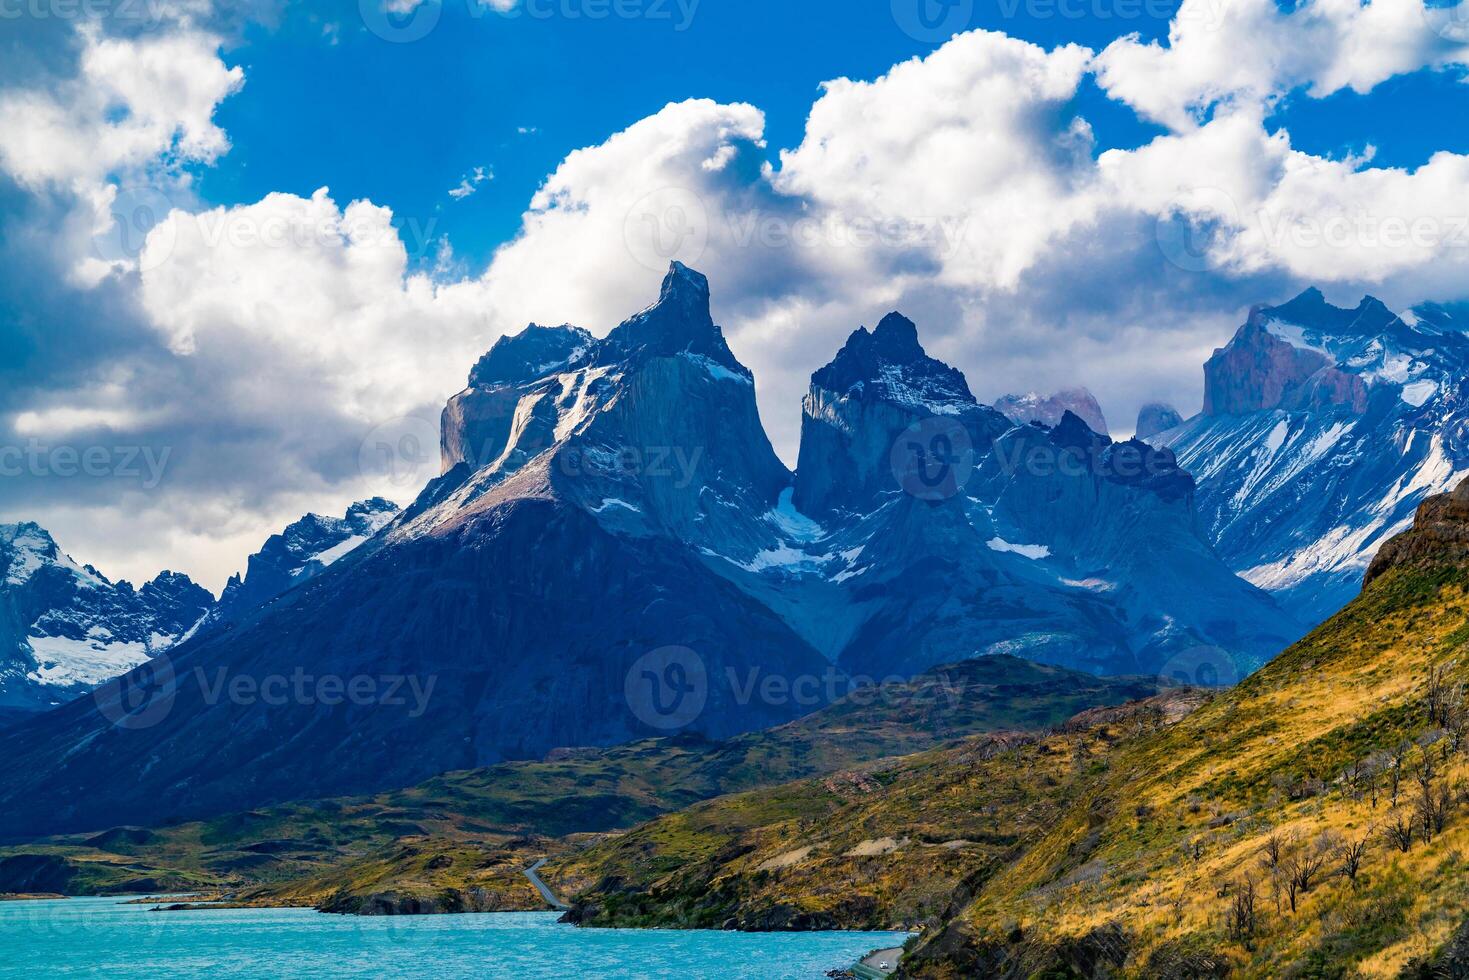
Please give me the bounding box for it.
[1341,757,1369,801]
[1227,875,1260,942]
[1334,831,1371,886]
[1260,831,1290,874]
[1417,780,1451,842]
[1384,813,1416,853]
[1279,834,1331,913]
[1426,661,1462,728]
[1388,741,1412,806]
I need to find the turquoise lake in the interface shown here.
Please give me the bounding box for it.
[0,897,909,978]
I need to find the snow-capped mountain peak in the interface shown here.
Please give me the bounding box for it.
[1155,288,1469,624]
[0,524,213,714]
[995,387,1109,435]
[213,497,401,623]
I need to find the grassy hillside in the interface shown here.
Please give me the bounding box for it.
[557,563,1469,978]
[0,656,1154,914]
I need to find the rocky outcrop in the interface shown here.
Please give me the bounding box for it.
[996,387,1109,435]
[441,324,593,472]
[1135,402,1183,441]
[1203,305,1369,416]
[0,264,827,840]
[793,312,1007,517]
[1365,476,1469,585]
[213,498,400,624]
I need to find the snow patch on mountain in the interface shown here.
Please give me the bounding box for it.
[25,633,150,689]
[987,537,1051,559]
[681,351,752,385]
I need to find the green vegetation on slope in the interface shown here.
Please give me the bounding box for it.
[0,656,1155,916]
[558,564,1469,979]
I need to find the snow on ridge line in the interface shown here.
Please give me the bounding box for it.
[680,352,751,385]
[591,498,641,515]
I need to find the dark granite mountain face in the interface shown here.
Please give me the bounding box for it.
[0,265,1299,838]
[793,313,1002,519]
[212,499,400,625]
[809,312,972,407]
[783,334,1290,678]
[1156,289,1469,624]
[0,524,212,716]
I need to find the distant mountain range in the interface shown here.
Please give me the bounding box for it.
[0,523,211,713]
[0,264,1298,838]
[0,499,400,720]
[1151,289,1469,624]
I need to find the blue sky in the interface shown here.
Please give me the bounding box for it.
[194,1,1465,270]
[2,0,1468,588]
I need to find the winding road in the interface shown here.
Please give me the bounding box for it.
[523,858,570,911]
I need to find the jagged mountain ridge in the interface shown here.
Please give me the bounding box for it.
[212,498,400,625]
[0,264,1295,838]
[0,523,212,715]
[1155,288,1469,624]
